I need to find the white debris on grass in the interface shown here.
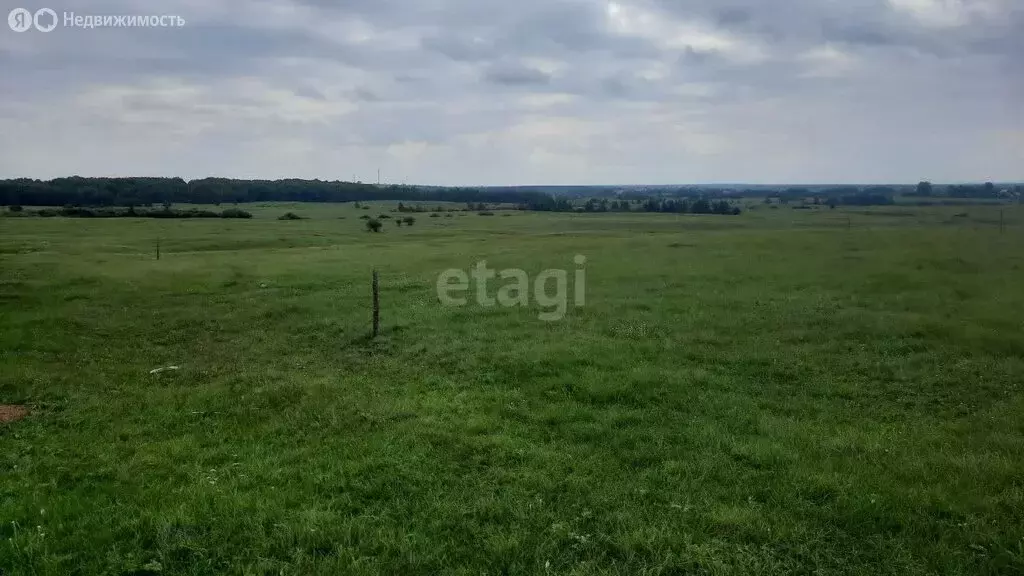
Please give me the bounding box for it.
[149,366,181,374]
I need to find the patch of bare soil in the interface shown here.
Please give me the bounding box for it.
[0,405,28,423]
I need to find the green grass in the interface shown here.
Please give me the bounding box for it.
[2,204,1023,575]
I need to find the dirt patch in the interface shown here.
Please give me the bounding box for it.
[0,405,29,423]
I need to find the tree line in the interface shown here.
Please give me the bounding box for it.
[913,181,1020,199]
[5,205,253,219]
[0,177,555,208]
[520,196,741,214]
[0,177,745,216]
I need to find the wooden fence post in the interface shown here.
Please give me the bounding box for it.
[372,269,380,338]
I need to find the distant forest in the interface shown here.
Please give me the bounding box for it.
[0,177,551,207]
[0,177,1019,212]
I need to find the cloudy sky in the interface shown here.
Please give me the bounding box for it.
[1,0,1021,185]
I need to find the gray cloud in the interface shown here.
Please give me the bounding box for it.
[0,0,1020,184]
[483,62,553,86]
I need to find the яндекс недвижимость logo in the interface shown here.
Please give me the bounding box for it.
[8,8,57,32]
[8,8,185,32]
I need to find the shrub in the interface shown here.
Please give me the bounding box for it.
[403,216,416,226]
[430,213,440,218]
[221,208,253,219]
[278,212,304,221]
[366,218,383,232]
[445,214,453,218]
[396,219,403,227]
[60,206,97,217]
[9,205,23,213]
[187,210,221,218]
[359,214,371,220]
[379,214,391,220]
[478,211,495,216]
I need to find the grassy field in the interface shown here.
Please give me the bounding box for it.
[1,203,1023,575]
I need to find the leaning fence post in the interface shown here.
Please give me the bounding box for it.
[156,238,161,261]
[372,269,380,338]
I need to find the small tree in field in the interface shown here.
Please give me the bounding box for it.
[366,218,383,232]
[396,219,403,227]
[403,216,416,227]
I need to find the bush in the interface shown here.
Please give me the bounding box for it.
[359,215,371,220]
[60,206,97,217]
[430,213,440,218]
[403,216,416,226]
[378,214,391,220]
[221,208,252,219]
[187,210,221,218]
[478,211,495,216]
[278,212,304,221]
[445,214,453,218]
[366,218,383,232]
[9,205,23,213]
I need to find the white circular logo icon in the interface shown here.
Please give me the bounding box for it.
[8,8,32,32]
[33,8,57,32]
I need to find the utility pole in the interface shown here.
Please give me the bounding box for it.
[377,169,381,186]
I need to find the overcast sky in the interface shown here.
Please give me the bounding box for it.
[1,0,1021,185]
